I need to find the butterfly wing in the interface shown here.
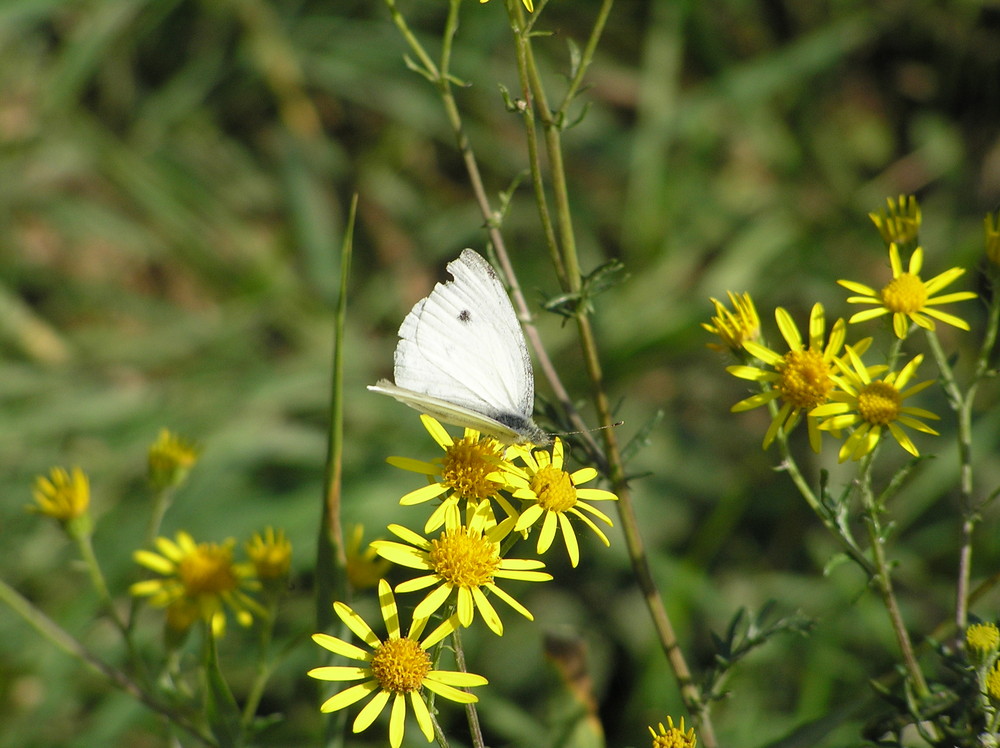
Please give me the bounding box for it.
[367,380,526,443]
[369,250,544,443]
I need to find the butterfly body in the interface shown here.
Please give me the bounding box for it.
[368,250,547,445]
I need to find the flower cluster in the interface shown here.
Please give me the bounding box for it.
[130,528,291,637]
[309,413,619,746]
[710,196,979,462]
[26,429,301,748]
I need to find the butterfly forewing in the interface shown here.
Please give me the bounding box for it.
[394,250,533,418]
[370,249,546,445]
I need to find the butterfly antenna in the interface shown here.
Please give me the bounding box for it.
[557,421,624,437]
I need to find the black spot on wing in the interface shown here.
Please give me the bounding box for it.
[458,309,472,323]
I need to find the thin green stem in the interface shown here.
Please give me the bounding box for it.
[384,0,441,80]
[555,0,614,118]
[509,3,716,745]
[929,323,976,631]
[241,594,280,728]
[772,427,875,577]
[316,196,356,630]
[452,627,485,748]
[202,623,242,748]
[857,456,929,699]
[73,529,149,683]
[510,11,564,284]
[146,485,176,547]
[0,576,216,746]
[383,0,603,457]
[925,275,1000,629]
[75,530,129,635]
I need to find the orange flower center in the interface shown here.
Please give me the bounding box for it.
[530,466,577,513]
[442,437,503,501]
[428,528,500,588]
[370,637,431,693]
[857,381,902,425]
[880,273,927,314]
[178,544,238,596]
[777,349,833,410]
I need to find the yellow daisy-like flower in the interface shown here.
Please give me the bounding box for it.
[966,622,1000,666]
[371,501,552,636]
[649,716,697,748]
[387,414,520,533]
[869,194,921,248]
[246,527,292,582]
[148,428,200,490]
[502,438,618,568]
[985,210,1000,268]
[812,347,939,462]
[481,0,534,12]
[838,243,977,339]
[30,466,90,522]
[130,531,264,635]
[702,291,761,353]
[345,524,392,591]
[308,579,486,748]
[727,304,863,452]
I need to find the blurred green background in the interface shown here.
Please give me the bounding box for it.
[2,0,1000,745]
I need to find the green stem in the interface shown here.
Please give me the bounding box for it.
[857,456,929,699]
[925,276,1000,629]
[511,11,564,283]
[383,0,604,458]
[316,195,356,630]
[241,594,279,728]
[202,623,242,748]
[146,485,175,547]
[509,3,717,746]
[0,576,216,746]
[75,530,129,635]
[452,627,485,748]
[73,528,149,683]
[772,427,875,577]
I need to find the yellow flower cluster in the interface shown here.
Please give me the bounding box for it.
[309,413,619,746]
[28,431,293,645]
[709,195,981,462]
[131,527,291,637]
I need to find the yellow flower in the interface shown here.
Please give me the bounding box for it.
[649,716,697,748]
[246,527,292,581]
[481,0,534,12]
[727,304,864,452]
[371,501,551,636]
[812,347,939,462]
[503,437,618,568]
[30,467,90,522]
[702,291,760,353]
[988,663,1000,703]
[869,194,921,248]
[130,531,264,635]
[966,622,1000,666]
[986,210,1000,267]
[838,243,977,339]
[308,580,487,748]
[345,525,393,591]
[148,429,200,490]
[387,415,520,533]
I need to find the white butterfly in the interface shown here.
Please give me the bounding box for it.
[368,249,548,445]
